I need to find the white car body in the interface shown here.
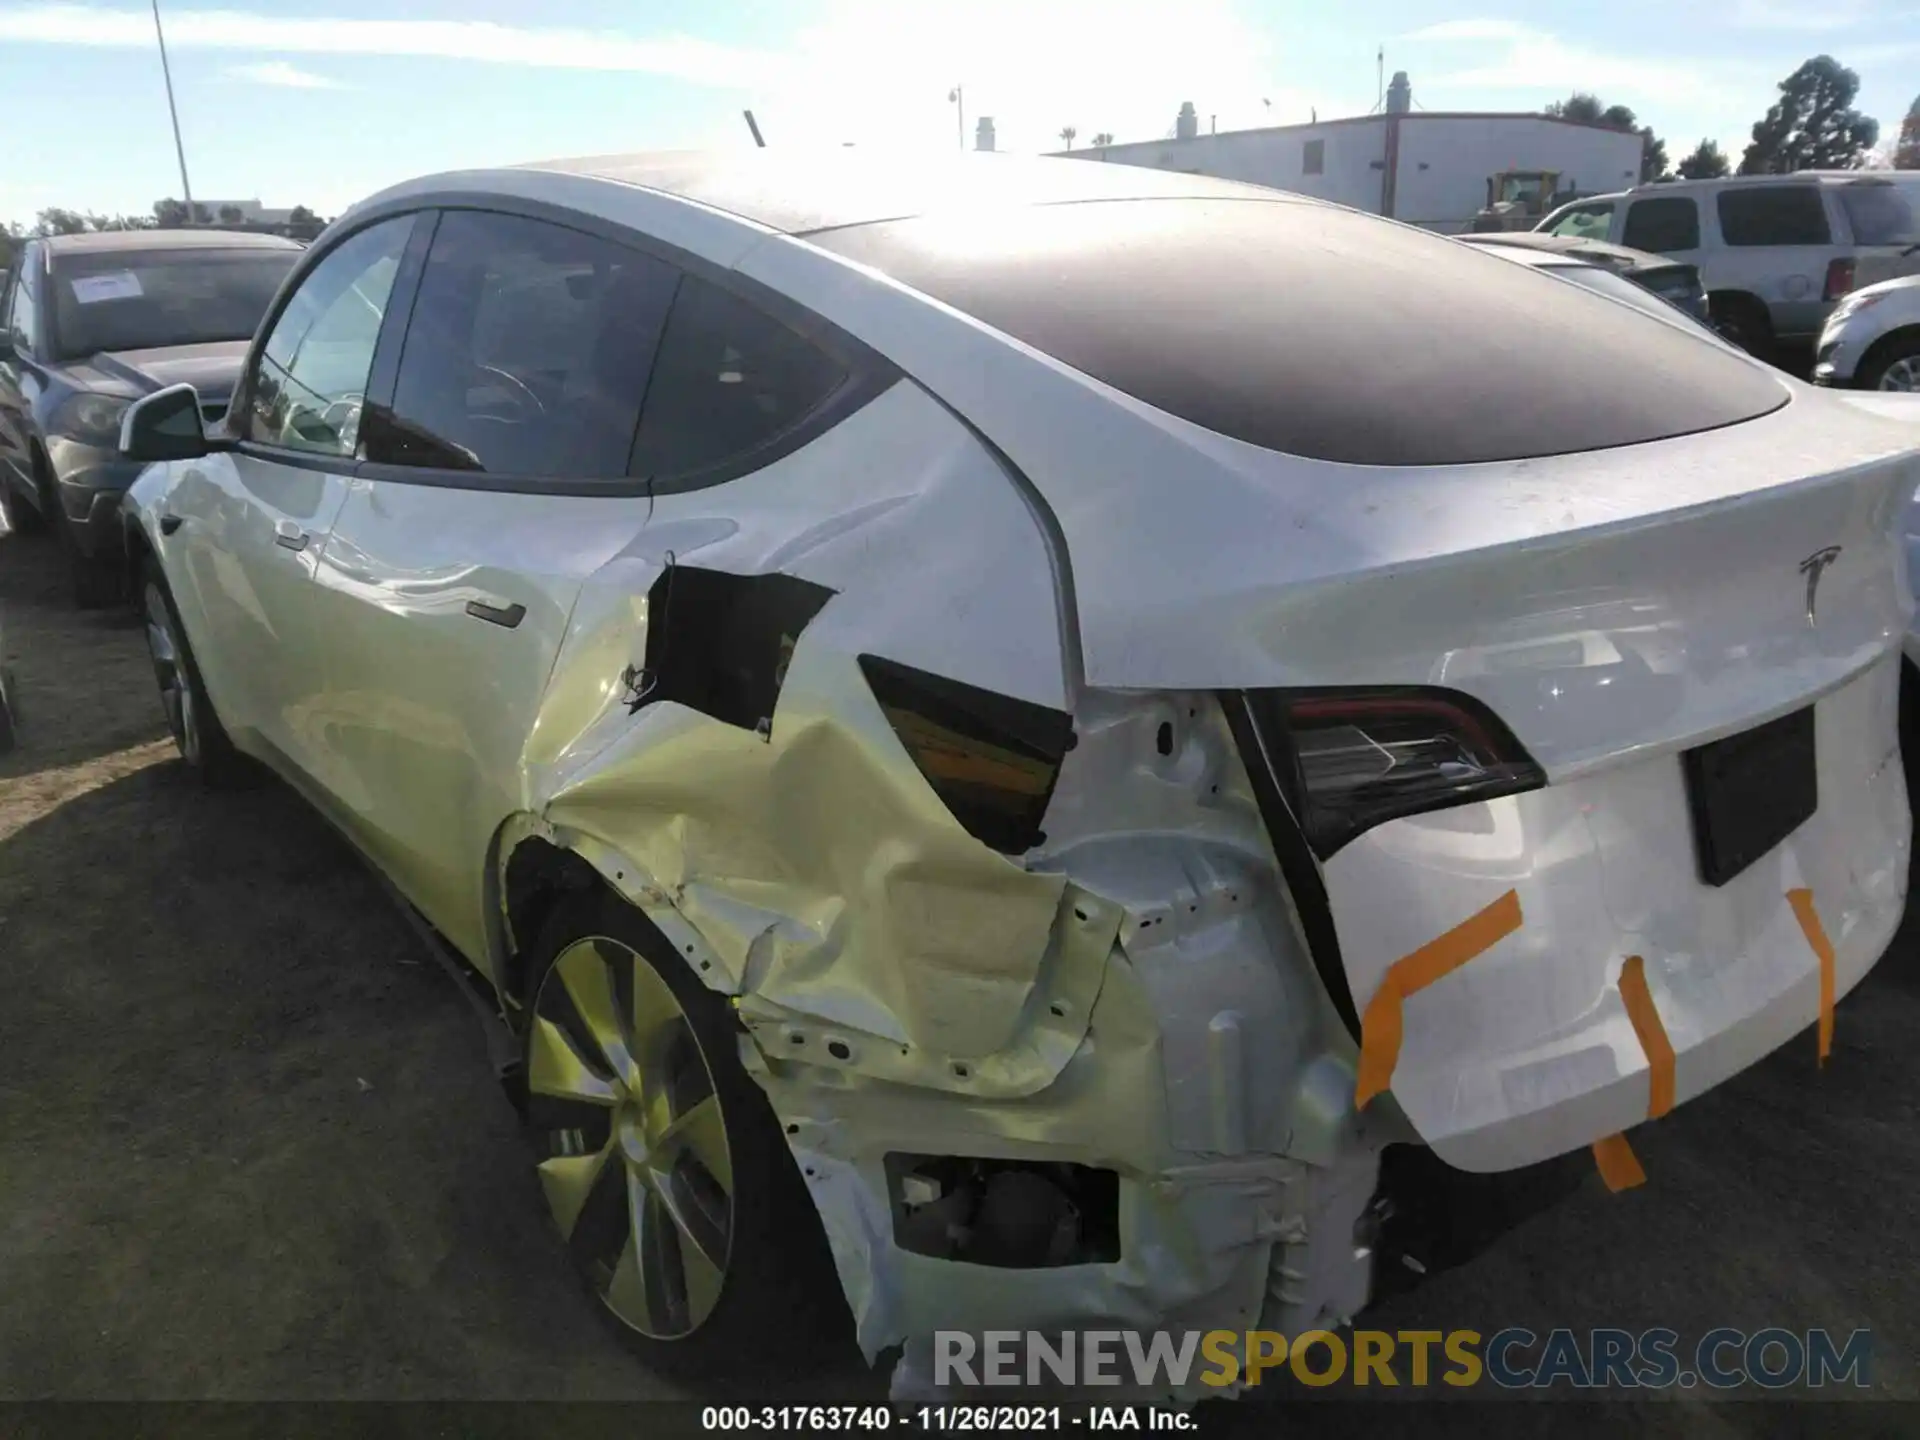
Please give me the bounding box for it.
[119,153,1919,1393]
[1536,173,1920,344]
[1815,273,1920,390]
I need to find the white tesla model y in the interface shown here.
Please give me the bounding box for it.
[116,151,1920,1396]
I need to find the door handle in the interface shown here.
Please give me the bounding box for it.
[274,520,311,553]
[464,598,526,629]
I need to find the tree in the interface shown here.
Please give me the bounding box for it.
[33,208,89,236]
[1676,139,1732,179]
[1091,132,1114,148]
[1895,95,1920,171]
[191,203,211,224]
[217,204,244,224]
[1740,55,1878,174]
[153,198,190,227]
[286,205,325,241]
[1545,92,1667,182]
[1058,125,1077,150]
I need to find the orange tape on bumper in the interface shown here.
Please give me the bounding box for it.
[1591,1133,1646,1192]
[1785,888,1835,1066]
[1617,955,1675,1120]
[1354,889,1523,1110]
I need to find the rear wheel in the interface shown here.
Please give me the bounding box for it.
[1859,336,1920,393]
[520,889,851,1376]
[141,557,250,787]
[1710,295,1774,363]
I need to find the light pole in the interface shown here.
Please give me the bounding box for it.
[151,0,196,224]
[949,85,965,150]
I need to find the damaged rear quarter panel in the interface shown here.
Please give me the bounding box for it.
[509,377,1107,1084]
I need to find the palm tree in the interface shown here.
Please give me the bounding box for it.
[1059,125,1078,150]
[1091,131,1114,148]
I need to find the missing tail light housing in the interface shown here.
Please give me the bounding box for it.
[1824,258,1857,303]
[1246,686,1545,860]
[858,655,1074,854]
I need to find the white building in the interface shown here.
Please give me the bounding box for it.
[1052,76,1645,233]
[194,198,298,225]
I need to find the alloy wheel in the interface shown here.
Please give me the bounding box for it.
[1879,356,1920,393]
[528,936,734,1341]
[143,581,200,765]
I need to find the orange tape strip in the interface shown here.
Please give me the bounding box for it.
[1354,889,1523,1110]
[1785,888,1836,1066]
[1591,1133,1646,1192]
[1617,955,1675,1120]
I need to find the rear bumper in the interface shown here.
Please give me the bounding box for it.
[1312,652,1906,1173]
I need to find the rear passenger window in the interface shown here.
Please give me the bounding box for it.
[1716,186,1831,246]
[628,276,847,485]
[1621,196,1700,253]
[371,210,678,478]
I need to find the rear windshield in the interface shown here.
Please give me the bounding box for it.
[1839,182,1920,247]
[812,199,1785,466]
[50,248,297,360]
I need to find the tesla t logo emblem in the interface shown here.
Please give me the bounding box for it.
[1799,546,1843,625]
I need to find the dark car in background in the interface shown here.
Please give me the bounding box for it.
[1457,231,1714,329]
[0,230,301,605]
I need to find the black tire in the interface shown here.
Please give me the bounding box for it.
[1903,660,1920,819]
[1710,295,1774,364]
[519,888,853,1380]
[1857,334,1920,394]
[139,555,252,787]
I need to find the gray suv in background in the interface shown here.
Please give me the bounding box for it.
[0,230,301,605]
[1535,173,1920,361]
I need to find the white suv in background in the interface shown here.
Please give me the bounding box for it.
[1536,173,1920,359]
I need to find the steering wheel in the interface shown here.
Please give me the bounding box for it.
[474,364,547,420]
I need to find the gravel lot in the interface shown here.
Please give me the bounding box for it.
[1,526,1916,1432]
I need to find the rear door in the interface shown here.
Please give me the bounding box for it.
[162,214,415,768]
[1711,184,1837,339]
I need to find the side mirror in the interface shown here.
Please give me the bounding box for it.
[119,383,211,462]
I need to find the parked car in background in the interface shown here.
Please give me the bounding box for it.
[0,230,302,605]
[1534,173,1920,360]
[1813,274,1920,392]
[1457,231,1713,329]
[116,151,1917,1397]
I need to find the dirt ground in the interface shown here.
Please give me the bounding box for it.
[2,526,1917,1429]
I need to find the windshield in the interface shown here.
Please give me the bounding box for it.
[1839,182,1920,247]
[49,248,297,360]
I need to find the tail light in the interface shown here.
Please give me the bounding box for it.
[859,655,1074,855]
[1824,258,1857,302]
[1261,687,1545,859]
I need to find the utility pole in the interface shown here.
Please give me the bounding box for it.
[949,85,965,150]
[151,0,196,224]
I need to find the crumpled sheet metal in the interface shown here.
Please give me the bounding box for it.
[746,947,1293,1398]
[535,627,1116,1082]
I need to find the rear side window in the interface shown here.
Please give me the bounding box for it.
[1838,183,1920,246]
[1544,202,1612,240]
[372,210,678,478]
[1621,197,1700,253]
[1716,186,1831,246]
[811,198,1786,467]
[628,276,847,485]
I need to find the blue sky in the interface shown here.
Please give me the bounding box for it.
[2,0,1917,227]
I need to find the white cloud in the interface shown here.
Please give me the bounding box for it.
[1399,20,1536,43]
[0,5,796,87]
[226,60,344,89]
[1727,0,1885,31]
